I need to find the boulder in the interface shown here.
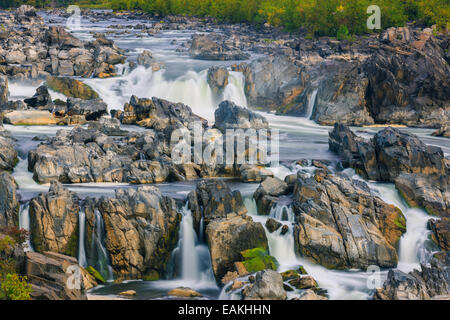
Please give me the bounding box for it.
[46,76,99,100]
[241,270,287,300]
[294,289,328,300]
[3,110,58,125]
[189,34,249,61]
[0,133,18,171]
[205,214,268,281]
[214,100,269,133]
[25,251,87,300]
[293,172,404,269]
[265,218,282,233]
[29,181,80,256]
[253,177,289,215]
[66,98,108,121]
[428,218,449,252]
[168,287,202,298]
[88,117,128,136]
[137,50,164,72]
[239,164,273,182]
[0,172,19,229]
[24,85,53,110]
[98,186,181,280]
[207,66,229,94]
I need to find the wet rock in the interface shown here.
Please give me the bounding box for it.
[288,275,317,289]
[29,181,80,257]
[253,177,289,215]
[0,172,19,229]
[119,290,137,297]
[241,269,287,300]
[25,251,87,300]
[65,98,108,121]
[265,218,282,233]
[205,214,268,281]
[137,50,164,72]
[24,85,53,110]
[428,218,450,252]
[207,66,229,94]
[214,101,269,133]
[98,186,181,280]
[293,172,404,269]
[46,76,99,100]
[168,287,202,298]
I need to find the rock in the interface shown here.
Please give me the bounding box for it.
[329,124,449,216]
[0,172,20,229]
[189,34,249,61]
[25,251,87,300]
[98,186,181,280]
[65,98,108,121]
[205,214,268,281]
[168,287,202,298]
[29,181,80,256]
[293,172,404,269]
[239,164,273,182]
[24,85,53,110]
[241,270,287,300]
[253,177,289,215]
[88,117,128,136]
[16,5,37,18]
[429,218,450,251]
[265,218,282,233]
[288,275,317,289]
[45,26,84,49]
[0,75,8,108]
[119,290,137,297]
[137,50,164,72]
[3,110,58,125]
[46,76,99,100]
[0,133,18,171]
[294,289,328,300]
[207,66,229,94]
[214,100,269,133]
[432,123,450,138]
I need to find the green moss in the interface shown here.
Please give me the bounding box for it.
[394,215,407,232]
[240,247,278,274]
[143,270,160,281]
[64,228,79,258]
[86,266,106,284]
[297,265,308,275]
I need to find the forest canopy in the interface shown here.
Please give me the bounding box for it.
[1,0,448,37]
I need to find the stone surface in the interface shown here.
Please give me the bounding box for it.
[3,110,58,125]
[0,172,20,229]
[214,100,269,133]
[241,269,287,300]
[207,66,229,94]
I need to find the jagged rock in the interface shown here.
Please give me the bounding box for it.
[429,218,450,251]
[29,181,80,256]
[0,132,18,171]
[0,172,19,229]
[46,76,99,100]
[293,172,405,269]
[24,85,53,110]
[329,124,449,216]
[241,269,287,300]
[189,34,249,61]
[0,75,8,108]
[253,177,289,215]
[205,213,268,281]
[214,100,269,133]
[26,251,87,300]
[207,66,229,94]
[98,186,181,280]
[88,117,128,136]
[65,98,108,121]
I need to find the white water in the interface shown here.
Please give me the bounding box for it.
[18,204,33,252]
[305,89,318,120]
[84,66,248,122]
[78,209,87,268]
[93,209,114,281]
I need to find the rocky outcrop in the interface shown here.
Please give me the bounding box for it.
[241,269,287,300]
[207,66,229,95]
[137,50,164,72]
[65,98,108,121]
[214,100,268,133]
[24,85,53,110]
[205,213,268,281]
[189,34,249,61]
[29,181,80,257]
[45,76,99,100]
[329,124,449,216]
[26,251,87,300]
[432,123,450,138]
[0,131,18,171]
[429,218,449,252]
[0,75,8,108]
[293,172,405,269]
[374,255,449,300]
[0,172,20,229]
[97,186,181,280]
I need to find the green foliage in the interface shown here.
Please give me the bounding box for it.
[86,266,106,283]
[0,273,32,300]
[240,247,278,273]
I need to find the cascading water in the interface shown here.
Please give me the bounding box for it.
[92,209,114,281]
[84,66,248,122]
[18,204,33,252]
[78,209,87,268]
[305,89,318,120]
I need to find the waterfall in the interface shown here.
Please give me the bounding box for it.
[18,204,33,252]
[83,67,248,122]
[78,209,87,268]
[269,203,295,222]
[305,89,318,120]
[92,209,114,281]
